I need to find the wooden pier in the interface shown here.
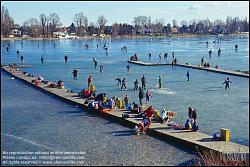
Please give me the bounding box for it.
[128,60,249,78]
[1,65,249,158]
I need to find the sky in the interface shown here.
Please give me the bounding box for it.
[1,1,249,26]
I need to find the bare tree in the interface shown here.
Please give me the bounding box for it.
[46,16,49,37]
[48,13,61,36]
[73,12,88,36]
[27,18,40,37]
[172,19,178,28]
[154,19,165,34]
[97,15,107,34]
[1,6,14,37]
[39,14,47,37]
[133,16,148,35]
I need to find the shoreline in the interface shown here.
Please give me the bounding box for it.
[1,33,248,41]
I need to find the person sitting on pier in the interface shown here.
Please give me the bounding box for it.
[90,84,95,96]
[48,82,57,88]
[185,119,192,130]
[130,54,139,61]
[143,106,155,120]
[82,89,91,98]
[159,109,169,124]
[188,107,197,123]
[37,76,44,81]
[191,121,198,131]
[215,65,219,69]
[131,102,140,114]
[134,115,151,135]
[84,100,89,105]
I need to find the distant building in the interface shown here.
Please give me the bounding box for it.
[171,27,179,34]
[53,32,66,38]
[10,29,22,37]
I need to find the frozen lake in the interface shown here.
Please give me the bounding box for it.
[1,35,249,146]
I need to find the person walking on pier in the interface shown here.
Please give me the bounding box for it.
[141,75,146,90]
[41,55,44,64]
[64,55,68,63]
[138,87,145,106]
[134,79,139,90]
[159,53,162,62]
[172,51,175,59]
[72,68,78,80]
[186,70,190,81]
[222,77,232,90]
[115,77,122,86]
[164,52,168,62]
[121,78,127,90]
[201,57,204,66]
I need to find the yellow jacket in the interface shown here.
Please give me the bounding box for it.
[90,84,95,92]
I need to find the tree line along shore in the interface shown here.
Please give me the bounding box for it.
[1,5,249,39]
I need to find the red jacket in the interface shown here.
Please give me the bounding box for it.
[144,107,154,118]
